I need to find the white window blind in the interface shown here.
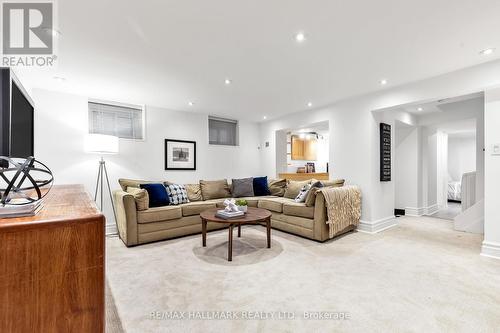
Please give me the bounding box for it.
[88,101,144,140]
[209,116,238,146]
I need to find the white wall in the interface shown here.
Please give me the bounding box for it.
[31,59,500,258]
[448,136,476,181]
[33,89,262,233]
[419,98,484,202]
[394,125,420,210]
[425,130,438,210]
[260,60,500,234]
[260,104,375,223]
[275,130,287,175]
[482,87,500,258]
[418,98,484,210]
[436,131,448,209]
[392,98,483,214]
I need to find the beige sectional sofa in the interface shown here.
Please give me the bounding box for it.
[114,178,356,246]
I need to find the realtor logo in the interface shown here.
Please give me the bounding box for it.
[2,2,53,54]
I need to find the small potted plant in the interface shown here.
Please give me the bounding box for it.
[235,199,248,213]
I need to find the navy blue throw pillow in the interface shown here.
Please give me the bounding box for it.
[140,183,170,207]
[253,176,270,196]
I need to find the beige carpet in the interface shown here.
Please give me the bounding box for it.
[106,279,124,333]
[431,202,462,220]
[106,216,500,332]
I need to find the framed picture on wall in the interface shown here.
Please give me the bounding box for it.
[165,139,196,170]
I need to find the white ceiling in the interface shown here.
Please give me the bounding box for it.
[286,121,329,134]
[439,118,476,137]
[15,0,500,121]
[403,92,484,114]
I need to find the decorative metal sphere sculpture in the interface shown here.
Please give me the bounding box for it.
[0,156,53,206]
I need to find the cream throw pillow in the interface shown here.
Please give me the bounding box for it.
[322,179,345,187]
[184,183,203,201]
[126,187,149,211]
[305,187,320,207]
[200,179,231,200]
[268,179,287,196]
[304,181,324,207]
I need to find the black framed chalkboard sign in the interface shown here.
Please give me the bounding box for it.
[380,123,391,181]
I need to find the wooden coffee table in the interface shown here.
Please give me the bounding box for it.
[200,207,272,261]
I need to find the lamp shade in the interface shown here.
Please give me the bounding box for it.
[85,134,119,154]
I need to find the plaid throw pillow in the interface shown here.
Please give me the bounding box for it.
[165,184,190,205]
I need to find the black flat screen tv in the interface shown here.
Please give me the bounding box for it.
[0,68,34,165]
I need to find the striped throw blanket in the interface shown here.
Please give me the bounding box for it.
[320,185,361,238]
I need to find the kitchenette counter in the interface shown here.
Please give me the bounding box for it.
[278,172,329,181]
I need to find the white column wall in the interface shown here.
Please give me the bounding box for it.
[394,126,420,211]
[482,87,500,258]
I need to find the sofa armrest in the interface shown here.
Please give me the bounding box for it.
[113,190,138,246]
[312,191,330,241]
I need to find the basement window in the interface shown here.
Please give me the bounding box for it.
[208,116,238,146]
[88,100,145,140]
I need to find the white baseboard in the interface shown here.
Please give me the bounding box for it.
[358,216,397,234]
[405,207,424,217]
[404,204,438,217]
[480,241,500,260]
[425,204,439,216]
[106,223,118,236]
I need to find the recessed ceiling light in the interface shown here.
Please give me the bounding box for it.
[417,107,423,111]
[479,48,495,55]
[380,79,388,85]
[307,102,313,107]
[224,78,232,85]
[295,32,306,43]
[188,101,194,106]
[53,76,66,82]
[263,116,267,120]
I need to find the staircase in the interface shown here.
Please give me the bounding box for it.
[454,199,484,234]
[461,172,476,211]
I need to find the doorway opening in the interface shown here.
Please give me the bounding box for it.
[379,92,484,228]
[275,121,329,180]
[431,119,477,220]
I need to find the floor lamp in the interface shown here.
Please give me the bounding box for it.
[85,134,119,223]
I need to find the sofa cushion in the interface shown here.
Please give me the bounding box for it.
[257,197,291,213]
[231,178,254,197]
[304,181,324,207]
[283,201,315,219]
[272,213,314,230]
[253,176,271,196]
[200,179,231,200]
[235,196,277,207]
[126,187,149,211]
[284,180,311,199]
[268,179,287,196]
[184,183,203,201]
[140,183,170,207]
[137,206,182,224]
[201,199,227,208]
[181,201,216,216]
[305,187,321,207]
[322,179,345,187]
[119,178,160,191]
[165,184,190,205]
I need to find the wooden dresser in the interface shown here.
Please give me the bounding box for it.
[0,185,105,332]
